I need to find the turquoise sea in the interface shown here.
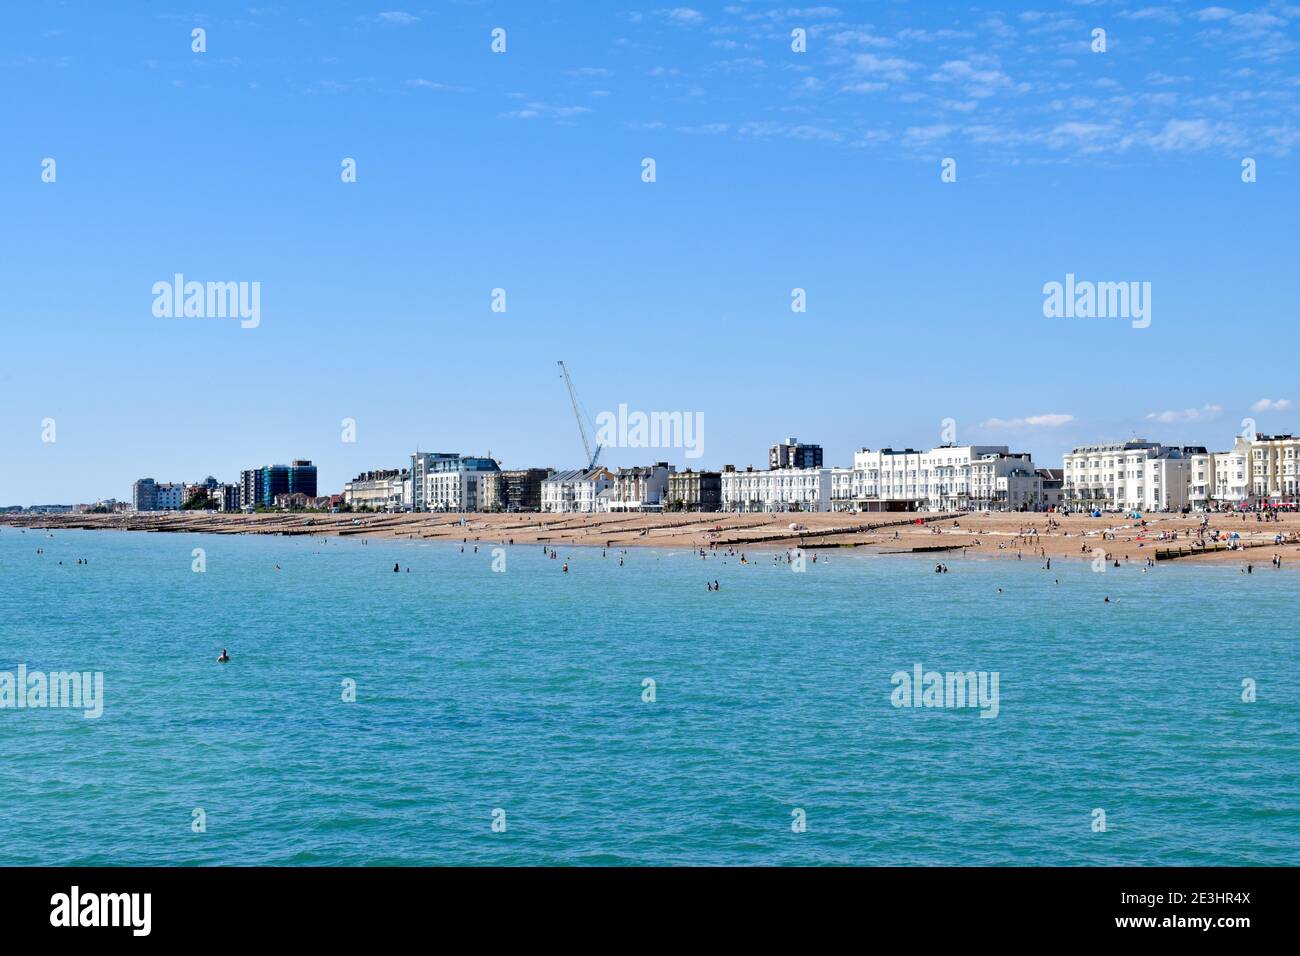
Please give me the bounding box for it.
[1,527,1295,866]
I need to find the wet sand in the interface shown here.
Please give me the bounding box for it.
[4,510,1299,565]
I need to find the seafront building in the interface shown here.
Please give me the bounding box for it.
[846,445,1039,512]
[239,460,318,509]
[108,424,1300,519]
[541,467,616,513]
[132,478,185,512]
[1061,441,1205,512]
[609,463,674,512]
[214,483,241,512]
[666,469,721,512]
[344,469,408,512]
[1037,469,1065,510]
[481,468,553,512]
[721,464,832,512]
[183,477,219,505]
[1213,446,1250,504]
[770,438,823,470]
[1244,433,1300,501]
[410,454,500,512]
[408,452,459,512]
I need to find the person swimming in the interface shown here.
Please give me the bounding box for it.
[217,648,230,663]
[393,562,400,572]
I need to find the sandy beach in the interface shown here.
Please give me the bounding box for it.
[5,509,1299,566]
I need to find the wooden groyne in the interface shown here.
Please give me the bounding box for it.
[1155,540,1280,561]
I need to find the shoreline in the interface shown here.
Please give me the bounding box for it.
[5,510,1300,566]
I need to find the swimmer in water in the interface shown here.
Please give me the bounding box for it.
[217,648,230,663]
[393,562,400,572]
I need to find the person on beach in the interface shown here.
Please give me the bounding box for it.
[217,648,230,663]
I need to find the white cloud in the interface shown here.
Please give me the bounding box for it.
[405,79,467,92]
[1146,118,1238,151]
[851,53,921,83]
[841,81,887,93]
[1120,6,1183,24]
[1251,398,1293,412]
[928,58,1013,98]
[827,30,895,48]
[501,101,593,120]
[655,7,704,24]
[981,413,1075,428]
[376,11,419,25]
[1144,404,1224,423]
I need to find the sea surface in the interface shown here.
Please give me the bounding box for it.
[1,527,1296,866]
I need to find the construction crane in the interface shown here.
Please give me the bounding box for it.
[557,360,602,470]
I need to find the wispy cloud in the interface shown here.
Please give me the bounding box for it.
[850,52,921,83]
[1250,398,1293,412]
[981,413,1075,428]
[654,8,704,25]
[1144,404,1224,423]
[405,79,469,93]
[375,11,420,26]
[501,101,593,120]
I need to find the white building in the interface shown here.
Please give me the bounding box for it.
[609,463,674,511]
[409,452,460,512]
[830,467,855,510]
[721,466,831,512]
[1246,433,1300,502]
[1189,452,1216,509]
[541,467,616,513]
[407,453,500,512]
[1144,455,1193,512]
[996,468,1045,512]
[1213,445,1250,505]
[132,478,185,512]
[1062,440,1204,512]
[850,445,1040,511]
[344,469,408,512]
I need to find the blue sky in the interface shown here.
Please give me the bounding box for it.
[2,1,1298,503]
